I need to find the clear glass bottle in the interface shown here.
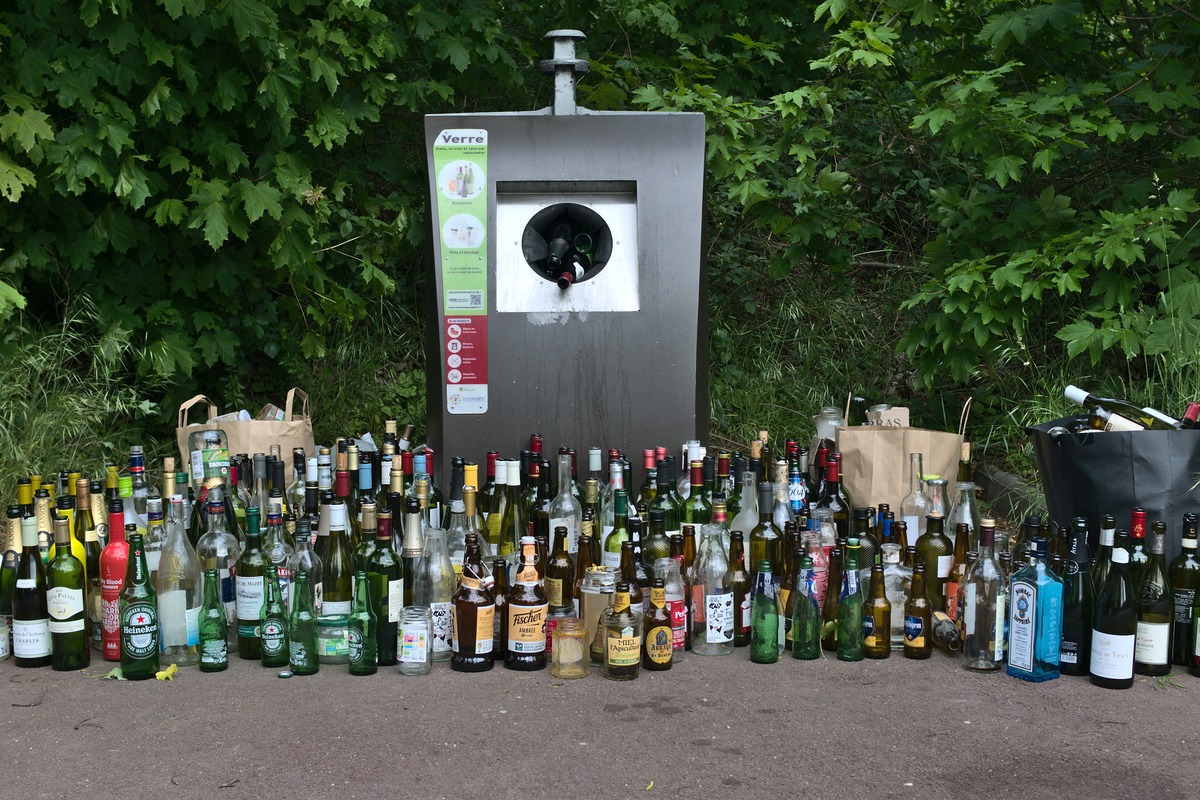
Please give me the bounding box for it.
[286,518,323,615]
[654,556,687,662]
[415,527,455,662]
[691,525,733,655]
[947,481,982,551]
[881,543,911,652]
[1006,536,1063,682]
[157,495,200,666]
[926,477,948,518]
[194,493,239,630]
[262,496,294,607]
[729,471,758,555]
[961,519,1005,671]
[142,498,166,587]
[900,453,930,541]
[548,453,583,560]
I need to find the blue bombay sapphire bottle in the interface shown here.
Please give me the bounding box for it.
[1006,536,1063,682]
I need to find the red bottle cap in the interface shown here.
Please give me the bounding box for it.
[1130,508,1146,539]
[643,449,655,470]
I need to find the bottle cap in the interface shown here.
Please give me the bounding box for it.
[853,507,870,519]
[328,502,347,529]
[1031,536,1048,558]
[1064,385,1087,405]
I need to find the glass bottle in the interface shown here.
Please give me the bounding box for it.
[692,524,733,655]
[233,510,266,659]
[947,480,982,551]
[683,460,712,528]
[452,533,495,672]
[416,528,455,662]
[1169,514,1200,665]
[748,482,782,584]
[926,478,948,518]
[498,460,527,557]
[548,453,583,560]
[837,538,864,662]
[491,556,509,656]
[1006,537,1063,682]
[287,518,323,615]
[143,498,166,587]
[1133,523,1172,676]
[943,521,970,621]
[602,490,631,570]
[99,506,131,661]
[484,458,508,550]
[750,559,780,663]
[119,533,160,680]
[365,511,401,667]
[863,560,890,660]
[904,563,932,659]
[642,578,673,670]
[198,567,228,672]
[262,495,294,605]
[318,500,353,664]
[881,543,910,652]
[128,445,159,535]
[728,532,752,647]
[157,495,200,666]
[347,571,378,675]
[641,509,672,581]
[195,493,239,630]
[729,471,758,553]
[545,526,574,612]
[260,565,289,668]
[900,452,930,541]
[1092,514,1117,596]
[647,466,682,540]
[1059,517,1094,676]
[961,519,1005,671]
[790,556,821,659]
[820,542,843,652]
[655,556,687,662]
[1128,509,1149,590]
[770,460,794,534]
[916,514,953,612]
[1090,531,1136,689]
[47,516,89,670]
[505,536,548,670]
[287,571,319,675]
[12,516,51,667]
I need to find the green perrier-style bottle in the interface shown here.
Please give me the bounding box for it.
[198,567,228,672]
[260,564,289,668]
[289,571,319,675]
[119,533,160,680]
[347,570,377,675]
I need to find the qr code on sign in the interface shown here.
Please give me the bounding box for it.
[447,290,483,310]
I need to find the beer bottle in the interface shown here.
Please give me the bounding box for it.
[837,538,865,662]
[750,559,780,664]
[791,556,821,659]
[620,540,645,618]
[319,500,353,663]
[545,526,573,612]
[452,533,496,672]
[365,511,401,666]
[119,533,160,680]
[604,581,642,680]
[729,532,752,647]
[235,508,266,659]
[492,556,510,655]
[288,571,319,675]
[642,578,673,670]
[864,560,891,659]
[904,563,933,659]
[198,567,228,672]
[47,516,89,670]
[260,565,289,668]
[820,541,844,651]
[347,571,377,675]
[12,516,52,667]
[505,536,548,670]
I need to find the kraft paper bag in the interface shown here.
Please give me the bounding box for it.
[176,388,316,469]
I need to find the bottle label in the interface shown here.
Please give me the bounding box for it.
[1134,620,1170,665]
[475,605,496,654]
[347,626,364,664]
[705,592,734,643]
[387,579,404,623]
[47,586,85,624]
[863,614,876,647]
[963,584,976,635]
[1060,637,1078,664]
[667,598,687,651]
[607,628,641,666]
[545,577,564,608]
[936,555,953,579]
[811,566,828,605]
[12,618,51,658]
[121,601,158,658]
[262,618,287,656]
[1090,630,1135,679]
[944,580,960,621]
[101,596,120,658]
[1173,589,1196,624]
[201,636,228,665]
[322,600,352,616]
[235,575,264,621]
[993,593,1006,657]
[185,605,201,646]
[158,589,189,646]
[400,623,429,663]
[646,624,673,664]
[740,594,752,629]
[601,550,622,570]
[507,603,548,653]
[1008,580,1037,672]
[431,601,453,654]
[288,640,310,667]
[904,614,925,648]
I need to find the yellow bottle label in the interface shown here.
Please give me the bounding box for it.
[649,586,666,609]
[545,577,563,607]
[646,624,673,664]
[607,630,641,666]
[613,590,631,614]
[507,603,547,653]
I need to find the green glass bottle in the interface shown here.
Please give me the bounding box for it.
[916,514,953,612]
[791,556,821,659]
[681,460,711,527]
[347,570,378,675]
[1168,514,1200,666]
[288,570,319,675]
[48,516,89,670]
[750,559,780,664]
[748,482,783,584]
[119,534,160,680]
[837,538,865,662]
[260,565,289,668]
[365,511,402,667]
[234,508,266,659]
[198,567,228,672]
[602,490,631,570]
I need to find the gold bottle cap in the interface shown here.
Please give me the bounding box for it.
[53,515,71,547]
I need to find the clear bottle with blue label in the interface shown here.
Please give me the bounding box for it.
[1006,536,1063,682]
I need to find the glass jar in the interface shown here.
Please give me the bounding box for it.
[398,606,433,675]
[579,567,616,664]
[551,618,590,679]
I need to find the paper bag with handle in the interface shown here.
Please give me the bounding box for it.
[835,400,969,518]
[175,388,316,479]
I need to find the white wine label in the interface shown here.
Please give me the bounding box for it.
[47,586,84,620]
[159,590,189,646]
[1090,630,1135,679]
[146,550,161,575]
[601,550,622,570]
[706,592,733,643]
[936,555,954,579]
[431,601,453,653]
[185,605,201,646]
[235,575,264,620]
[322,600,352,617]
[1134,620,1170,665]
[13,618,51,658]
[1008,581,1037,672]
[388,579,404,623]
[16,578,35,589]
[963,584,977,635]
[902,514,920,537]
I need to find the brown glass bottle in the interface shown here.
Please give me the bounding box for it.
[821,542,845,651]
[642,579,673,670]
[904,563,932,659]
[545,526,573,612]
[452,533,496,672]
[604,582,642,681]
[505,537,547,670]
[945,522,970,621]
[864,562,891,659]
[619,541,645,617]
[491,556,509,656]
[729,532,752,647]
[572,532,591,615]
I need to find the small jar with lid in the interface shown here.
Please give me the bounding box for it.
[550,618,589,679]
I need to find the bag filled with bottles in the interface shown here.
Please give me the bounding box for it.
[175,389,316,466]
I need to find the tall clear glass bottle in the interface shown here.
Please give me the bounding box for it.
[416,527,455,662]
[961,519,1005,671]
[881,543,910,652]
[692,525,733,655]
[900,453,930,541]
[947,481,982,551]
[548,453,583,560]
[157,495,200,666]
[729,471,758,550]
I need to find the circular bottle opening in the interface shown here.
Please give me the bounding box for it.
[521,203,613,288]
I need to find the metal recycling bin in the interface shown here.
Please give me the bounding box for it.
[423,31,707,472]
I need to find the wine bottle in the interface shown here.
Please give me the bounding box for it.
[1092,515,1117,596]
[916,514,953,612]
[1169,514,1200,665]
[1059,517,1094,675]
[1064,384,1179,430]
[961,518,1005,671]
[234,509,266,659]
[1133,523,1173,676]
[12,516,52,667]
[1090,531,1136,689]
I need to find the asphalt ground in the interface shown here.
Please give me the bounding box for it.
[2,645,1196,800]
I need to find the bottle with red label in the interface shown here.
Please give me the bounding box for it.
[1127,509,1149,591]
[945,522,970,621]
[99,501,131,661]
[729,532,752,647]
